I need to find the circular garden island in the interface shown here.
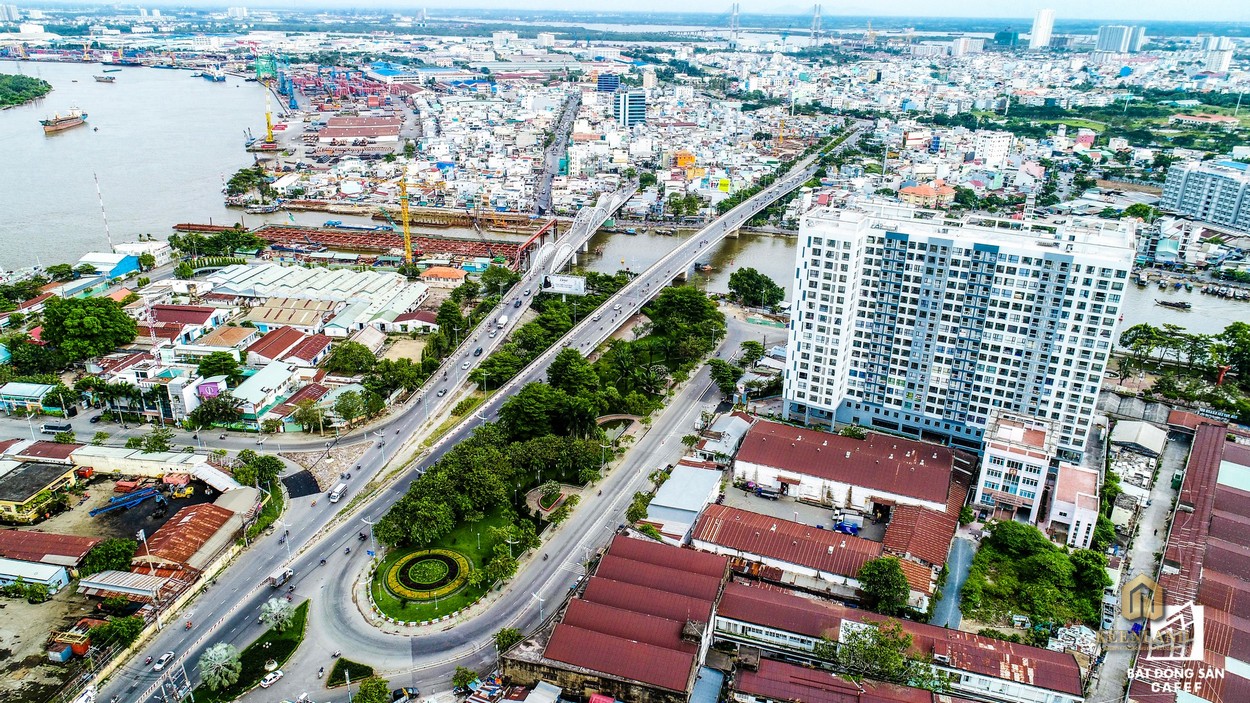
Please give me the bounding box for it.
[373,548,487,622]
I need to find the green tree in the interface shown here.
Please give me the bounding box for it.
[260,597,296,632]
[75,263,98,276]
[494,627,523,652]
[140,427,175,453]
[858,557,911,616]
[355,676,391,703]
[480,265,522,296]
[187,392,243,429]
[91,431,110,446]
[823,619,946,691]
[292,398,327,433]
[81,538,138,576]
[739,340,766,367]
[53,430,76,444]
[727,267,786,308]
[708,358,744,396]
[1122,203,1159,221]
[681,433,700,447]
[450,279,481,305]
[174,261,194,279]
[137,253,157,271]
[197,351,243,385]
[124,437,143,449]
[452,666,478,689]
[198,643,242,691]
[324,340,377,375]
[498,382,565,441]
[88,615,145,648]
[547,348,600,397]
[436,299,466,340]
[539,480,562,501]
[334,390,365,426]
[40,297,138,362]
[46,263,75,282]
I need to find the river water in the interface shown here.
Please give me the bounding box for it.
[582,228,1250,336]
[0,60,288,269]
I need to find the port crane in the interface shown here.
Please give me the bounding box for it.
[398,179,414,264]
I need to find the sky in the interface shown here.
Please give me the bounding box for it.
[67,0,1250,23]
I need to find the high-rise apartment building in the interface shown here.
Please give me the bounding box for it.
[972,130,1013,168]
[1206,49,1233,72]
[613,90,646,127]
[1029,9,1054,50]
[781,201,1136,461]
[1095,25,1146,53]
[596,72,621,93]
[536,32,556,48]
[1161,160,1250,234]
[1199,35,1233,51]
[0,4,21,21]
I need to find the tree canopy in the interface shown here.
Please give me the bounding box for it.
[40,297,137,362]
[324,340,377,375]
[81,538,138,576]
[728,267,786,308]
[197,351,243,385]
[857,557,912,617]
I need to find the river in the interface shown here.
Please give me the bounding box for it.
[581,228,1250,336]
[0,60,293,269]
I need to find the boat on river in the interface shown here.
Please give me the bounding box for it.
[40,108,88,134]
[1155,299,1192,310]
[93,75,116,83]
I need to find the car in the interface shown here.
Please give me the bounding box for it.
[612,303,622,311]
[260,670,284,688]
[489,330,498,338]
[473,347,483,357]
[513,299,522,308]
[591,313,602,321]
[524,289,532,297]
[89,414,103,424]
[153,652,175,672]
[437,389,447,397]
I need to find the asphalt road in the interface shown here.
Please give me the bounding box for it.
[533,94,579,217]
[98,128,866,703]
[930,537,974,628]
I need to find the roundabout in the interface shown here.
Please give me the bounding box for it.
[382,549,471,602]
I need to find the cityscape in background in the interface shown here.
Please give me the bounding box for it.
[0,4,1247,703]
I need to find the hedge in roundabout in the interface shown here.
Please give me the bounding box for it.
[382,548,471,601]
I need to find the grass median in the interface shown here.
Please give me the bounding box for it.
[193,600,309,703]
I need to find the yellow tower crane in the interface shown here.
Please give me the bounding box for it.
[399,178,414,264]
[263,94,276,143]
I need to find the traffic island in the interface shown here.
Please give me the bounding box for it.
[192,600,309,703]
[367,507,513,624]
[327,658,374,687]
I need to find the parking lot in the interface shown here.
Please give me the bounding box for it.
[720,483,888,542]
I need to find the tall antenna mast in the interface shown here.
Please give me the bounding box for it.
[93,172,115,253]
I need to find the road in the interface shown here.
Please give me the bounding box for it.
[98,129,865,703]
[930,537,974,628]
[533,93,579,216]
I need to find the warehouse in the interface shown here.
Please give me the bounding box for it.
[0,556,68,593]
[0,460,80,524]
[0,530,100,569]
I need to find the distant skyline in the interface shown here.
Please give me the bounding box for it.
[48,1,1250,23]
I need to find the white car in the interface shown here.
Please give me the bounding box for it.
[153,652,175,671]
[612,303,622,311]
[260,670,284,688]
[461,361,471,370]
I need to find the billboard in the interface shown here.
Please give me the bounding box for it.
[542,274,587,296]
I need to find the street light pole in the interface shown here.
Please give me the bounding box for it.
[531,592,545,622]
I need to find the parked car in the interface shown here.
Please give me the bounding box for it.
[153,652,175,672]
[89,414,103,424]
[260,670,284,688]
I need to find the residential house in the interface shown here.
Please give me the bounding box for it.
[393,310,439,334]
[232,361,301,428]
[148,305,228,343]
[419,266,468,288]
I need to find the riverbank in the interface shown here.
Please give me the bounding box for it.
[0,73,52,108]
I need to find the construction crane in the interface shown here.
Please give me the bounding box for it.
[399,178,414,264]
[264,95,275,144]
[80,41,91,62]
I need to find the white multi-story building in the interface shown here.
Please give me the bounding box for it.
[1205,49,1234,73]
[1047,462,1101,549]
[1029,9,1055,50]
[1161,160,1250,234]
[781,200,1136,461]
[972,129,1013,168]
[1096,25,1146,53]
[973,411,1057,523]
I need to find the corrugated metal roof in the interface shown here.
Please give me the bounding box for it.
[543,624,694,692]
[138,503,234,568]
[592,553,723,601]
[581,577,715,624]
[560,599,695,653]
[692,505,882,580]
[735,420,954,506]
[734,657,936,703]
[603,533,728,579]
[719,582,1083,697]
[0,530,100,566]
[882,505,957,568]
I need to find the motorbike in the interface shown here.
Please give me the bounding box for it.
[319,558,327,566]
[219,433,225,440]
[358,532,367,541]
[543,553,549,561]
[344,547,351,555]
[332,650,342,658]
[318,667,325,679]
[184,621,193,631]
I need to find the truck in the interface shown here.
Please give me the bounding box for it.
[496,314,509,328]
[267,567,294,588]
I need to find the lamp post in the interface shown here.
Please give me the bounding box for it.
[531,592,545,622]
[599,442,611,472]
[273,519,293,561]
[361,517,378,561]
